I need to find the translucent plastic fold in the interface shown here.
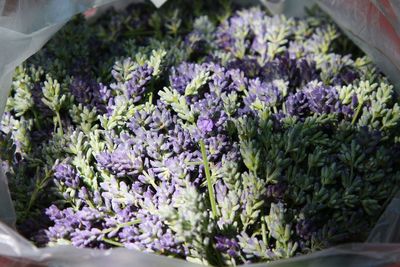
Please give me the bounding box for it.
[263,0,400,90]
[0,195,399,266]
[0,0,400,266]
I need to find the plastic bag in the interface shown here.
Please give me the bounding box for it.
[261,0,315,17]
[262,0,400,90]
[1,0,400,266]
[0,196,399,267]
[317,0,400,90]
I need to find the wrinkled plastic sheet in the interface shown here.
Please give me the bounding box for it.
[0,0,400,266]
[0,196,399,267]
[319,0,400,90]
[263,0,400,90]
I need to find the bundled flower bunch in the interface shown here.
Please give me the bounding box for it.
[1,2,400,266]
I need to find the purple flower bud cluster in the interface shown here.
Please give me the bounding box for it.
[123,64,153,102]
[215,236,240,257]
[170,62,204,94]
[54,163,80,189]
[285,83,345,117]
[109,64,154,104]
[69,77,105,110]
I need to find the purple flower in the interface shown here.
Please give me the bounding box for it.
[168,125,194,154]
[45,206,79,240]
[227,58,261,78]
[125,64,153,102]
[99,83,112,104]
[266,183,286,199]
[285,91,309,117]
[197,117,214,133]
[244,78,282,109]
[337,69,358,85]
[149,108,173,131]
[205,134,230,161]
[192,93,227,139]
[296,219,315,241]
[304,83,341,114]
[53,163,80,189]
[96,147,143,177]
[45,205,64,221]
[169,62,208,94]
[69,77,104,109]
[285,82,345,118]
[276,55,318,88]
[110,64,153,103]
[71,228,103,248]
[215,236,240,257]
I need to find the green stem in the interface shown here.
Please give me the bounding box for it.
[261,217,267,245]
[27,187,39,212]
[199,139,218,219]
[142,170,158,189]
[86,198,96,209]
[55,111,64,135]
[155,26,162,40]
[32,108,42,129]
[102,238,124,247]
[26,168,50,212]
[350,163,354,182]
[102,219,141,235]
[351,101,364,125]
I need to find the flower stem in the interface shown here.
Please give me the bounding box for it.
[102,219,141,235]
[32,108,42,129]
[102,238,124,247]
[199,139,218,219]
[26,168,51,212]
[261,217,268,245]
[27,187,39,213]
[55,111,64,135]
[351,101,363,125]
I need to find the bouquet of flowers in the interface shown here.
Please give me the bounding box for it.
[1,1,399,266]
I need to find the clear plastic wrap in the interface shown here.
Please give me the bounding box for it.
[0,0,400,266]
[263,0,400,89]
[261,0,315,17]
[1,196,400,266]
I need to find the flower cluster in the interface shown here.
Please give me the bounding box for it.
[1,2,400,266]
